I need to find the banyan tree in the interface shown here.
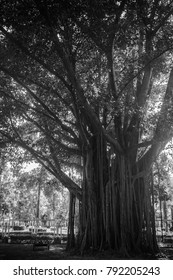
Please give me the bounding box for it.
[1,0,173,255]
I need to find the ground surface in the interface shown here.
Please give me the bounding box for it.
[0,243,171,260]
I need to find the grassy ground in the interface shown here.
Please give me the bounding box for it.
[0,243,170,260]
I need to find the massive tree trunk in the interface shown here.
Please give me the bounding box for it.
[76,133,159,255]
[79,133,108,252]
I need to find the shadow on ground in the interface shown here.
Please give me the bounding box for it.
[0,243,171,260]
[0,243,70,260]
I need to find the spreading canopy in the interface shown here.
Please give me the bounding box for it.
[0,0,173,201]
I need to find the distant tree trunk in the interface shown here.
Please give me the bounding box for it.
[159,196,163,241]
[171,207,173,227]
[36,183,41,220]
[163,196,168,232]
[67,192,76,249]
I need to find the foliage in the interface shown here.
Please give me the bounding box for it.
[153,141,173,211]
[0,158,69,224]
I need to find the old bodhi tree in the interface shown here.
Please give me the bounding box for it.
[1,0,173,255]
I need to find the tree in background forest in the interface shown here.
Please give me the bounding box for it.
[1,0,173,255]
[153,142,173,230]
[0,151,69,224]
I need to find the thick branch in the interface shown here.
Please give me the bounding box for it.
[0,65,79,144]
[0,26,71,91]
[138,67,173,169]
[23,113,82,156]
[136,66,153,108]
[49,144,82,200]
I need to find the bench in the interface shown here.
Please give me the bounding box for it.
[163,235,173,247]
[5,231,32,244]
[33,234,53,250]
[33,240,50,250]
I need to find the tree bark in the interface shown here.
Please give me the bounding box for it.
[77,134,159,255]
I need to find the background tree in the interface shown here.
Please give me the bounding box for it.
[0,149,69,225]
[153,142,173,233]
